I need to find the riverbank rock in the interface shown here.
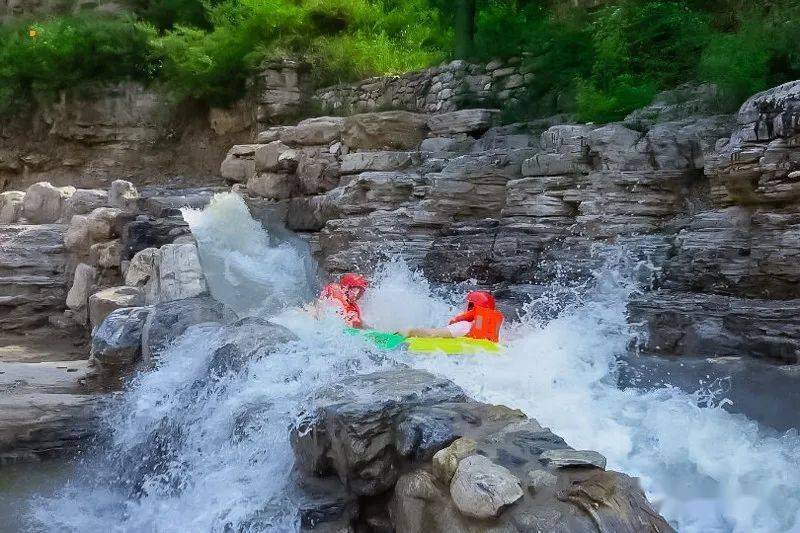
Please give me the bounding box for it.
[88,286,145,330]
[450,455,523,519]
[342,111,428,150]
[291,369,673,532]
[90,306,150,383]
[22,182,76,223]
[141,296,224,362]
[0,191,25,223]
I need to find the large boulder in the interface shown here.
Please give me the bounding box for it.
[22,182,76,223]
[90,306,150,379]
[296,148,340,194]
[292,369,468,496]
[124,247,158,288]
[220,144,260,183]
[450,455,523,519]
[120,215,190,260]
[427,109,500,136]
[64,208,123,257]
[247,172,297,200]
[88,285,145,330]
[109,180,139,208]
[254,141,298,173]
[141,296,224,362]
[280,116,345,146]
[66,263,97,314]
[0,191,25,223]
[342,111,429,150]
[151,243,207,303]
[63,189,109,218]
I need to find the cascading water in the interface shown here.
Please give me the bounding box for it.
[27,193,800,532]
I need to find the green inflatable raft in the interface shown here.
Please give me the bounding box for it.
[345,328,501,355]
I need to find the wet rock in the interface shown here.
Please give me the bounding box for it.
[527,469,557,492]
[63,189,108,218]
[540,449,607,469]
[91,306,150,375]
[141,296,224,362]
[557,470,674,533]
[629,290,800,363]
[450,454,523,519]
[22,182,76,223]
[427,109,500,136]
[291,369,468,495]
[109,180,139,208]
[342,111,428,150]
[432,437,477,484]
[88,286,145,330]
[207,317,298,376]
[0,191,25,223]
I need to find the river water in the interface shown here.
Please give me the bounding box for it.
[11,193,800,532]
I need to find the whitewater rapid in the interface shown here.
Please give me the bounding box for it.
[28,194,800,532]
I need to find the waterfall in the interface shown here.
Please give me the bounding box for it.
[29,193,800,533]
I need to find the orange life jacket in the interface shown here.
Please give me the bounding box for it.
[320,283,363,328]
[449,306,503,342]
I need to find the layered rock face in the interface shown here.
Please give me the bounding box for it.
[227,80,800,363]
[0,178,223,460]
[291,368,672,532]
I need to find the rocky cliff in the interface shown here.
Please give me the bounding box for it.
[221,80,800,364]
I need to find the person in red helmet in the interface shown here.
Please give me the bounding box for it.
[400,290,504,342]
[318,273,368,328]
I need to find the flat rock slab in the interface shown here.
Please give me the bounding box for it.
[540,449,607,469]
[0,360,91,394]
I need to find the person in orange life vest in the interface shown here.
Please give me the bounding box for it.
[400,290,503,342]
[318,273,368,328]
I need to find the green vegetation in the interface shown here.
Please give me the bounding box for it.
[1,0,800,121]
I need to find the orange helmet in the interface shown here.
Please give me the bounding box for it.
[340,273,368,289]
[466,290,495,310]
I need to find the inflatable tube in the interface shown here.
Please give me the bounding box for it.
[405,336,501,355]
[345,328,501,354]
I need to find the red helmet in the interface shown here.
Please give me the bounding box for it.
[340,273,368,289]
[466,290,495,310]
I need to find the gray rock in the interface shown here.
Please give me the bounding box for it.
[340,151,417,173]
[66,263,97,314]
[22,182,76,223]
[151,243,208,304]
[254,141,298,173]
[0,191,25,223]
[539,449,607,469]
[91,306,150,373]
[291,369,468,496]
[296,148,340,194]
[450,455,523,519]
[432,438,477,484]
[141,296,224,362]
[109,180,139,208]
[526,469,557,492]
[0,224,67,330]
[427,109,500,135]
[342,111,428,150]
[125,247,158,288]
[280,116,345,146]
[247,172,297,199]
[64,189,109,218]
[88,285,145,330]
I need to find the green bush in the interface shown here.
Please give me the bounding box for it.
[150,0,449,105]
[0,15,155,114]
